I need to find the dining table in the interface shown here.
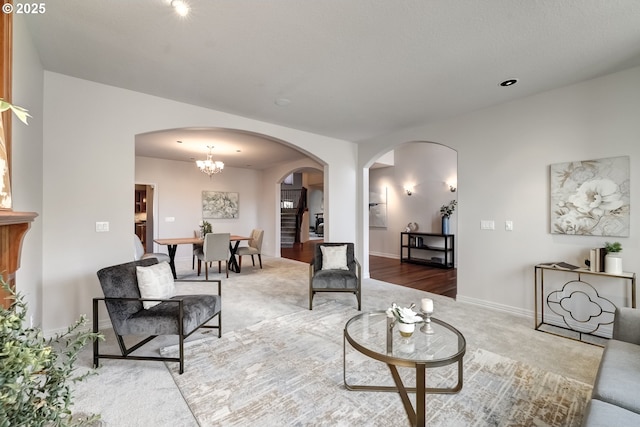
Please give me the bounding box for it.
[154,235,251,279]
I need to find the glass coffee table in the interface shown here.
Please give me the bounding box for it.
[344,311,466,427]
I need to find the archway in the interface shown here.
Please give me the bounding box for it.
[278,167,324,263]
[134,127,325,261]
[366,141,458,297]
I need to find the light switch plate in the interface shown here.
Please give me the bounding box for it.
[95,221,109,232]
[165,217,175,222]
[505,220,514,231]
[481,220,495,230]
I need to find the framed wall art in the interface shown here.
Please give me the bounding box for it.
[202,191,239,219]
[369,187,387,228]
[550,156,629,236]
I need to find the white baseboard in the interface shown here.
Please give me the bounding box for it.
[369,251,399,259]
[456,294,532,319]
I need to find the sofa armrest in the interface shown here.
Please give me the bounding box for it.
[613,307,640,345]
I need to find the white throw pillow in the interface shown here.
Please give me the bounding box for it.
[136,262,176,309]
[321,245,349,270]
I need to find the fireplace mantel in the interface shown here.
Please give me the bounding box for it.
[0,210,37,309]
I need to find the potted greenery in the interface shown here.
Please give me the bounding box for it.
[439,200,457,235]
[199,220,212,236]
[0,278,103,426]
[603,241,623,274]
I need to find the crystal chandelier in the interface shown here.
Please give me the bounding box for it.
[196,146,224,178]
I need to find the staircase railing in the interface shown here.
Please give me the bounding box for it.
[294,188,308,243]
[280,187,308,244]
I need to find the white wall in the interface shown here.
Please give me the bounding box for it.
[12,16,44,326]
[39,72,356,333]
[135,156,262,260]
[369,143,457,258]
[359,66,640,316]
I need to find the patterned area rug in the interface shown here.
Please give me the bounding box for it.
[163,302,591,427]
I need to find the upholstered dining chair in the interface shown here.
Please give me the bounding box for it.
[94,258,221,374]
[192,229,203,270]
[309,242,361,310]
[133,234,170,263]
[196,233,230,279]
[236,229,264,270]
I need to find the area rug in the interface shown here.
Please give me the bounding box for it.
[162,302,591,427]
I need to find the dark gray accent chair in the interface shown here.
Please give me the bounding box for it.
[582,307,640,426]
[93,258,221,374]
[309,242,361,310]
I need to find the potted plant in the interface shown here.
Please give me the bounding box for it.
[603,241,623,274]
[439,200,457,235]
[199,220,212,236]
[386,302,422,337]
[0,278,103,426]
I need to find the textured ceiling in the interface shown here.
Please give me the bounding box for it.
[23,0,640,165]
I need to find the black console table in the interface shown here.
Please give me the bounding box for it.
[400,232,454,269]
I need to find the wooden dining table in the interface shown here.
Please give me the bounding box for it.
[154,235,251,279]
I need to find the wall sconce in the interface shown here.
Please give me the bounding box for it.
[404,186,413,196]
[450,185,457,192]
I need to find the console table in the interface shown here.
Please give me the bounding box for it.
[534,264,636,344]
[400,232,454,268]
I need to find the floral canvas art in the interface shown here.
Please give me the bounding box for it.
[202,191,239,219]
[550,156,629,236]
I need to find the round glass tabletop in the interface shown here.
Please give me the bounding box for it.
[344,310,466,368]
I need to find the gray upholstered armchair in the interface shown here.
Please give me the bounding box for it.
[93,258,221,374]
[309,242,361,310]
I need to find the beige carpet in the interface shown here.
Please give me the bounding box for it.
[71,257,600,426]
[162,301,591,427]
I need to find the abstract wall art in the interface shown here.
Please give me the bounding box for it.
[369,187,387,228]
[202,191,239,219]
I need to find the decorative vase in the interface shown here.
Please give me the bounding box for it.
[398,322,415,337]
[604,253,623,275]
[441,216,450,235]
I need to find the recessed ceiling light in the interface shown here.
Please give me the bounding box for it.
[500,79,518,87]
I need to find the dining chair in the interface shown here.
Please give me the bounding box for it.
[196,233,230,279]
[133,234,170,263]
[192,229,203,270]
[236,229,264,270]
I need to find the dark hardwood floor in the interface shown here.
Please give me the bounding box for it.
[281,240,457,298]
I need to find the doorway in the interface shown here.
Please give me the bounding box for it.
[368,142,458,297]
[134,184,155,253]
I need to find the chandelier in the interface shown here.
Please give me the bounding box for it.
[196,146,224,178]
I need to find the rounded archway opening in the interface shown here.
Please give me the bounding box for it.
[366,141,458,298]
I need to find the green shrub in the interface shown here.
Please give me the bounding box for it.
[0,278,103,426]
[604,241,622,253]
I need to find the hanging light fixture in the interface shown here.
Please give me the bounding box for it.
[196,146,224,178]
